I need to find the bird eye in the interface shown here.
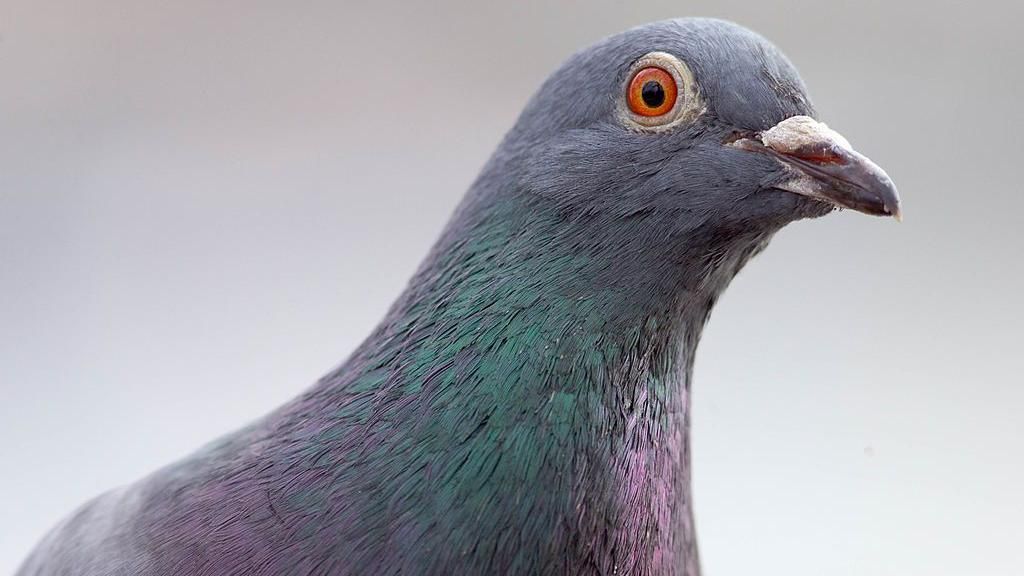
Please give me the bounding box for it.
[628,67,677,117]
[619,52,703,131]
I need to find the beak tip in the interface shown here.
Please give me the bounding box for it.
[881,188,902,221]
[882,183,902,222]
[890,205,903,222]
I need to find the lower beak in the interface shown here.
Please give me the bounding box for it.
[731,115,901,220]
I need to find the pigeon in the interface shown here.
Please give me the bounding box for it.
[17,17,899,576]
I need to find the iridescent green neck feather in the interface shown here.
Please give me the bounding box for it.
[286,185,772,574]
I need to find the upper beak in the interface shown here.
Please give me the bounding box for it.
[731,115,901,220]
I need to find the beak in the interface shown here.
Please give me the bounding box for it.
[731,115,901,220]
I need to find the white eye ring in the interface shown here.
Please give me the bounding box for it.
[618,51,705,132]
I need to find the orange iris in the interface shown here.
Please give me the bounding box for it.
[627,66,677,117]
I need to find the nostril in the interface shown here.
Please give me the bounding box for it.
[775,142,846,165]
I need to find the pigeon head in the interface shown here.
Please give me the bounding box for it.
[473,17,899,274]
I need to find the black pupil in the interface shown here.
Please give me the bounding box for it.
[641,80,665,108]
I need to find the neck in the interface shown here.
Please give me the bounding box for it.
[296,190,770,574]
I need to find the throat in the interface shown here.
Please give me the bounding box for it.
[336,260,709,573]
[563,312,703,575]
[303,197,766,574]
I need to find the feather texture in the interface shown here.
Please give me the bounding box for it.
[18,17,833,576]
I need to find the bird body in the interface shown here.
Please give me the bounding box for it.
[17,18,898,576]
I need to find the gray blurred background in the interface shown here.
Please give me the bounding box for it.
[2,1,1021,574]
